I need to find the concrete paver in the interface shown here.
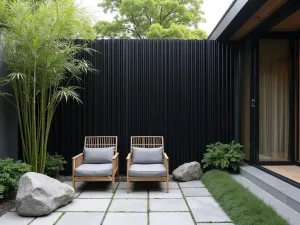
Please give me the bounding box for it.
[1,180,233,225]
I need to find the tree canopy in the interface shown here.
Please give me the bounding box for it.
[94,0,207,39]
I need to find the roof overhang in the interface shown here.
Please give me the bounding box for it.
[209,0,300,41]
[208,0,266,40]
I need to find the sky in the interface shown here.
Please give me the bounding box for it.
[75,0,233,35]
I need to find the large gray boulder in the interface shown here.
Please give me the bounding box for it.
[16,172,75,216]
[172,161,203,181]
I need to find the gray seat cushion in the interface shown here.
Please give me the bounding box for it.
[129,164,166,177]
[75,164,112,177]
[132,147,163,164]
[84,147,115,164]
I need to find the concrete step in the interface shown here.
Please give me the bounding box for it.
[231,174,300,225]
[240,165,300,214]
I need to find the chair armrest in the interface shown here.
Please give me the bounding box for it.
[126,153,132,177]
[72,153,83,160]
[112,153,119,175]
[72,153,83,170]
[113,152,119,160]
[126,153,131,161]
[163,153,169,173]
[163,153,169,160]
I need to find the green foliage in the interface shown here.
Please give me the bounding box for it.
[147,23,207,39]
[0,158,31,198]
[0,0,95,173]
[44,153,67,178]
[95,0,207,39]
[202,141,245,171]
[202,170,289,225]
[0,184,4,199]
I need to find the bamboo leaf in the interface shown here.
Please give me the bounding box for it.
[0,0,95,173]
[55,86,82,104]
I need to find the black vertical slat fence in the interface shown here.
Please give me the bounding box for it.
[48,39,239,174]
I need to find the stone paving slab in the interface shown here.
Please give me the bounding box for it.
[56,212,104,225]
[56,199,110,212]
[0,212,34,225]
[150,212,195,225]
[186,197,231,223]
[150,199,189,211]
[178,180,205,188]
[78,189,113,199]
[30,212,62,225]
[1,180,234,225]
[149,189,183,198]
[181,187,211,197]
[114,188,148,198]
[198,223,234,225]
[103,212,147,225]
[147,182,179,189]
[85,182,117,189]
[109,199,147,212]
[117,181,178,189]
[118,182,150,189]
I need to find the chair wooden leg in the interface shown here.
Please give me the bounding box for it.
[117,169,120,181]
[72,177,75,189]
[127,180,130,193]
[112,176,115,192]
[166,178,169,193]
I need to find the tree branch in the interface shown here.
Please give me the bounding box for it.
[130,15,142,39]
[161,7,176,24]
[159,6,163,24]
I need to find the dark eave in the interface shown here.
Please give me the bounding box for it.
[208,0,267,40]
[247,0,300,38]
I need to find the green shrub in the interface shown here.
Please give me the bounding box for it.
[0,158,31,198]
[44,153,67,178]
[201,141,244,171]
[0,184,4,199]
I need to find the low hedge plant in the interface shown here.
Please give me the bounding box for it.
[0,158,31,199]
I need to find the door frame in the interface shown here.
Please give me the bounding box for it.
[250,37,299,165]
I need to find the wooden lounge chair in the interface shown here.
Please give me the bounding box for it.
[126,136,169,193]
[72,136,119,191]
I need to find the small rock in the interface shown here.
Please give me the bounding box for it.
[16,172,75,216]
[172,161,203,181]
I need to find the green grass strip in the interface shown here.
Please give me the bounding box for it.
[201,170,289,225]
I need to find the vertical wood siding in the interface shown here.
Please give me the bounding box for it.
[48,39,239,174]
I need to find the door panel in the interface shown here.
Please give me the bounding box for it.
[258,39,290,162]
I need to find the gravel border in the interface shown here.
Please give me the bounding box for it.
[0,199,15,217]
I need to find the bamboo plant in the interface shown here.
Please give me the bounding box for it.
[0,0,96,173]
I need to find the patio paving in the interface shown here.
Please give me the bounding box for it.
[0,180,233,225]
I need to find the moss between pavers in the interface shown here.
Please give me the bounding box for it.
[202,170,289,225]
[178,183,198,225]
[100,182,119,225]
[53,212,65,225]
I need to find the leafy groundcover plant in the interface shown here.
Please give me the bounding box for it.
[202,141,245,171]
[0,0,95,173]
[0,158,31,199]
[44,153,67,178]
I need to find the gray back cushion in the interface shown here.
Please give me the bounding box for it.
[84,147,115,164]
[132,147,163,164]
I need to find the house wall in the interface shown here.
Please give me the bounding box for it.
[0,38,18,159]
